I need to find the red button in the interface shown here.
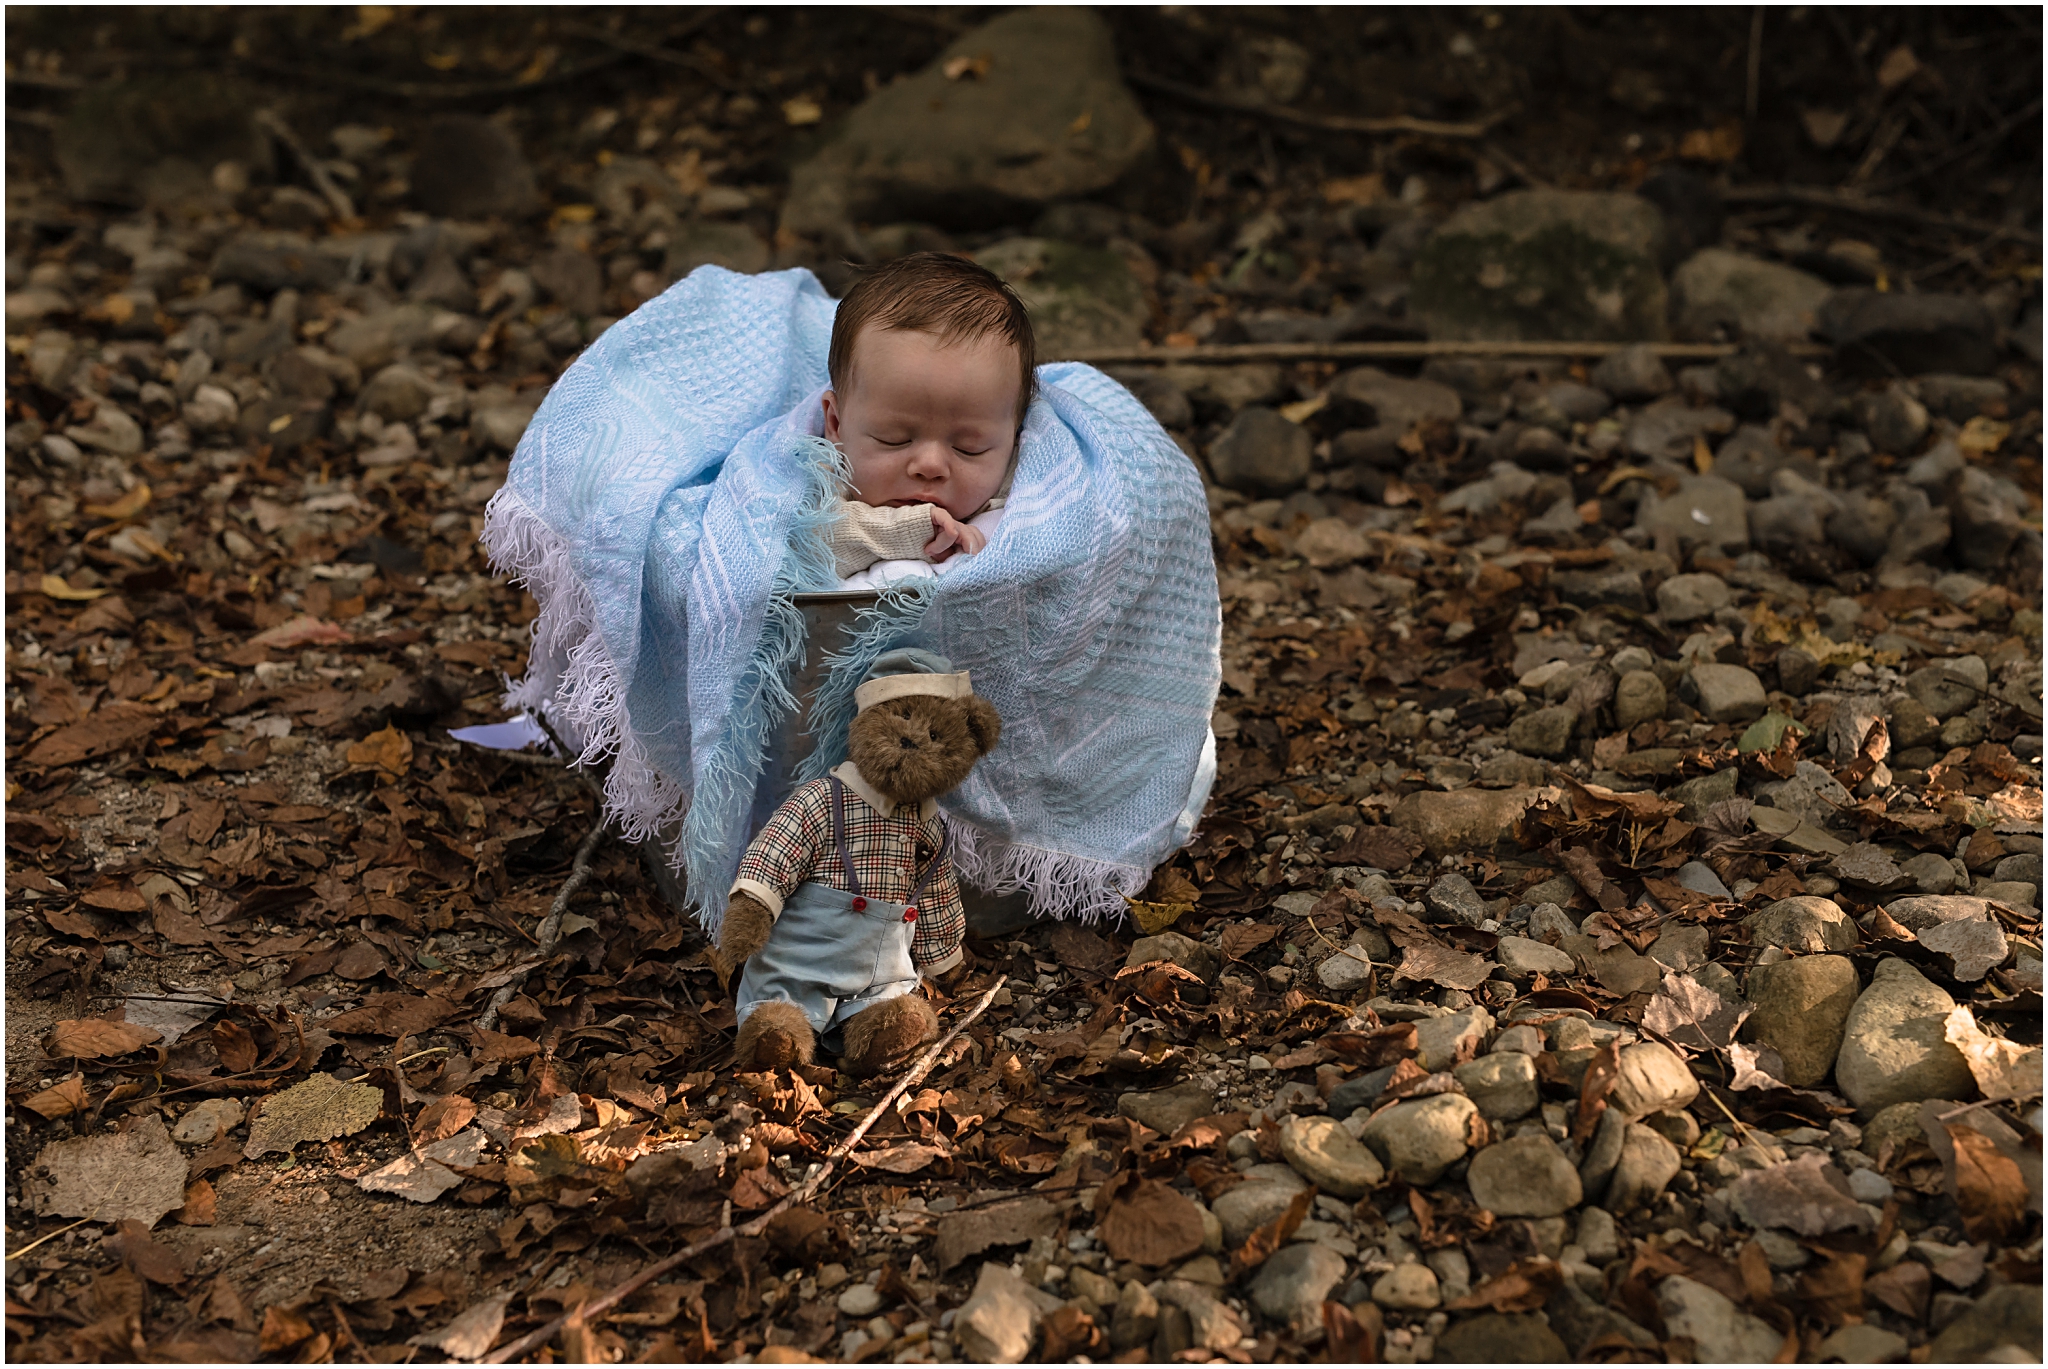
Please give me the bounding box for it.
[851,897,867,910]
[903,907,918,922]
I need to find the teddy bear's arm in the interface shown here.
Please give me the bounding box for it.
[908,845,966,976]
[728,780,832,918]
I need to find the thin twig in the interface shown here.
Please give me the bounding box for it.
[557,18,737,91]
[5,1218,91,1263]
[1127,71,1506,141]
[1053,339,1828,366]
[1903,225,2019,286]
[476,818,608,1032]
[1477,141,1551,192]
[481,978,1007,1364]
[235,51,631,101]
[485,748,566,769]
[1936,1095,2040,1123]
[1865,95,2045,195]
[1745,7,1764,124]
[254,109,356,222]
[1721,184,2044,248]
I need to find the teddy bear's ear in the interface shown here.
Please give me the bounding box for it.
[963,696,1002,757]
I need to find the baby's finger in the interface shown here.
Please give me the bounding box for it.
[960,525,987,555]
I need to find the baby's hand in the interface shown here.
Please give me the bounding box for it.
[924,507,986,562]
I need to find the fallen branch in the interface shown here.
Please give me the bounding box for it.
[254,109,356,223]
[237,51,631,101]
[1128,71,1505,141]
[476,818,608,1032]
[557,15,737,91]
[1053,338,1829,366]
[481,978,1007,1364]
[1864,96,2044,196]
[1721,184,2043,248]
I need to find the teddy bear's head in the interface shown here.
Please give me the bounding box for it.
[849,692,1001,804]
[846,650,1001,805]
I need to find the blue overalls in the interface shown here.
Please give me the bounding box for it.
[734,778,952,1056]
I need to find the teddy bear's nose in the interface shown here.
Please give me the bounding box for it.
[898,736,916,749]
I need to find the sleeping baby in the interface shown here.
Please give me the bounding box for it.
[821,251,1033,579]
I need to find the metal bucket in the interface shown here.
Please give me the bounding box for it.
[641,589,1035,935]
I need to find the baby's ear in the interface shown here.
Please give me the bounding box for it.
[962,696,1002,757]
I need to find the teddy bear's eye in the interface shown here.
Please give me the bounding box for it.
[927,728,937,742]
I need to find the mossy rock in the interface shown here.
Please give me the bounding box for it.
[55,74,272,208]
[973,237,1147,355]
[1411,190,1669,342]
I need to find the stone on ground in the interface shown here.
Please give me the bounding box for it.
[1835,958,1978,1114]
[1410,190,1668,342]
[1466,1134,1581,1217]
[781,7,1153,237]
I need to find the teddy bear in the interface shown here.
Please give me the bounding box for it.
[717,648,1001,1077]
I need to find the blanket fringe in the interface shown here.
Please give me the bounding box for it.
[950,823,1148,926]
[480,488,692,851]
[662,435,847,930]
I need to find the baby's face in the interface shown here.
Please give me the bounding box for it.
[823,327,1020,521]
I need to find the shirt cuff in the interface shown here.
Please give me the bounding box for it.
[918,946,963,976]
[730,877,785,920]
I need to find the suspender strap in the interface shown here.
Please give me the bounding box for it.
[828,776,949,905]
[827,778,862,901]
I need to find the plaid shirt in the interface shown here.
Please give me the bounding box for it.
[731,763,965,975]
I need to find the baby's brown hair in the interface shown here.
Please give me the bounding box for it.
[828,251,1037,428]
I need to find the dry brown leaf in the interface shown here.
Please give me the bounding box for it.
[849,1143,946,1174]
[1642,971,1750,1052]
[259,1304,317,1354]
[209,1020,258,1073]
[18,1073,90,1119]
[1231,1185,1314,1278]
[1323,1298,1382,1361]
[415,1094,479,1144]
[243,1073,383,1159]
[1100,1178,1206,1267]
[175,1179,217,1227]
[346,724,414,777]
[31,1114,189,1228]
[110,1218,186,1285]
[932,1198,1060,1274]
[1444,1257,1563,1313]
[23,701,161,768]
[1943,1008,2042,1101]
[1220,922,1280,960]
[409,1293,512,1360]
[323,993,457,1037]
[1725,1154,1873,1237]
[1573,1040,1622,1142]
[248,614,351,651]
[42,1016,159,1057]
[1124,896,1191,935]
[1393,941,1493,991]
[40,572,111,601]
[1947,1125,2028,1243]
[358,1129,487,1204]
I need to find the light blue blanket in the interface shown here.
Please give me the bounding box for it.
[482,266,1220,927]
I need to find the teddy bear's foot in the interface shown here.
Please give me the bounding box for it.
[841,993,939,1078]
[735,1000,815,1072]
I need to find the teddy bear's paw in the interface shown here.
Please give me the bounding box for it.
[841,993,939,1078]
[736,1000,815,1071]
